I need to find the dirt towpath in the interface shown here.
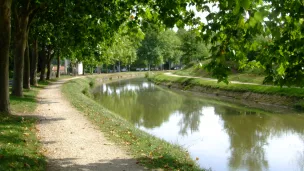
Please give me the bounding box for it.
[33,78,146,171]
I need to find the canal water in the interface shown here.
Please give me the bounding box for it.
[93,78,304,171]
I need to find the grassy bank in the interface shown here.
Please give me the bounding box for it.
[174,63,265,84]
[0,76,71,171]
[151,74,304,97]
[62,76,203,171]
[149,73,304,110]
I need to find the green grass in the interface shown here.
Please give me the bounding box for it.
[150,74,304,97]
[62,77,204,171]
[0,115,46,171]
[10,81,49,114]
[174,63,265,84]
[0,75,72,171]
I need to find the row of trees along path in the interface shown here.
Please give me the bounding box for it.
[1,1,304,113]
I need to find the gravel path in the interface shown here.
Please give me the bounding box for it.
[33,78,146,171]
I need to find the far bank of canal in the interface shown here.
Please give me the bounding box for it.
[93,78,304,171]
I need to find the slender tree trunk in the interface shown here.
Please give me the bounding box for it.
[39,48,47,81]
[23,38,30,89]
[30,39,38,86]
[118,61,121,72]
[46,60,51,80]
[12,12,29,96]
[0,0,12,114]
[56,52,60,78]
[83,64,85,75]
[46,51,53,80]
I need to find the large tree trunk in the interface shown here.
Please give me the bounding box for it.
[39,48,47,81]
[12,14,29,97]
[23,39,30,89]
[56,52,60,78]
[30,39,38,86]
[0,0,12,114]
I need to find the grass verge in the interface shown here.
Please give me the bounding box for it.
[150,74,304,97]
[174,63,265,84]
[0,75,72,171]
[0,115,45,171]
[62,77,204,171]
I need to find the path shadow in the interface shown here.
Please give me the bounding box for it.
[46,155,202,171]
[47,158,148,171]
[38,100,60,105]
[38,117,66,124]
[21,115,66,125]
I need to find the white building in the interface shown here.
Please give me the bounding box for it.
[64,59,83,75]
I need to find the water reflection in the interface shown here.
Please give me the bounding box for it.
[93,78,304,171]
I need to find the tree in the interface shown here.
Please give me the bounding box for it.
[11,0,42,96]
[0,0,12,114]
[137,28,164,70]
[177,28,210,65]
[1,0,206,112]
[159,30,183,69]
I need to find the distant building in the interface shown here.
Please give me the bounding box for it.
[52,66,66,74]
[64,59,83,75]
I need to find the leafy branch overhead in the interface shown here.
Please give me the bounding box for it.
[200,0,304,86]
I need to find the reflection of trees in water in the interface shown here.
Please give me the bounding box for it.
[296,150,304,170]
[177,99,204,136]
[215,106,304,171]
[93,79,208,133]
[215,107,270,171]
[94,80,184,128]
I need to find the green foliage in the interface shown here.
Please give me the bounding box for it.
[177,28,210,64]
[201,0,304,86]
[159,30,183,64]
[137,27,185,69]
[137,28,164,68]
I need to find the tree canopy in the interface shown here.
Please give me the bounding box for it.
[1,0,304,113]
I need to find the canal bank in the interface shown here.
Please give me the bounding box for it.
[148,73,304,111]
[61,74,204,171]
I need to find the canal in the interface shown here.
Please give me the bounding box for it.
[93,78,304,171]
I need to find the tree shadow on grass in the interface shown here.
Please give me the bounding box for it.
[0,115,46,171]
[0,154,46,171]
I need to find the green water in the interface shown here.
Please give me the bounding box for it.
[93,78,304,171]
